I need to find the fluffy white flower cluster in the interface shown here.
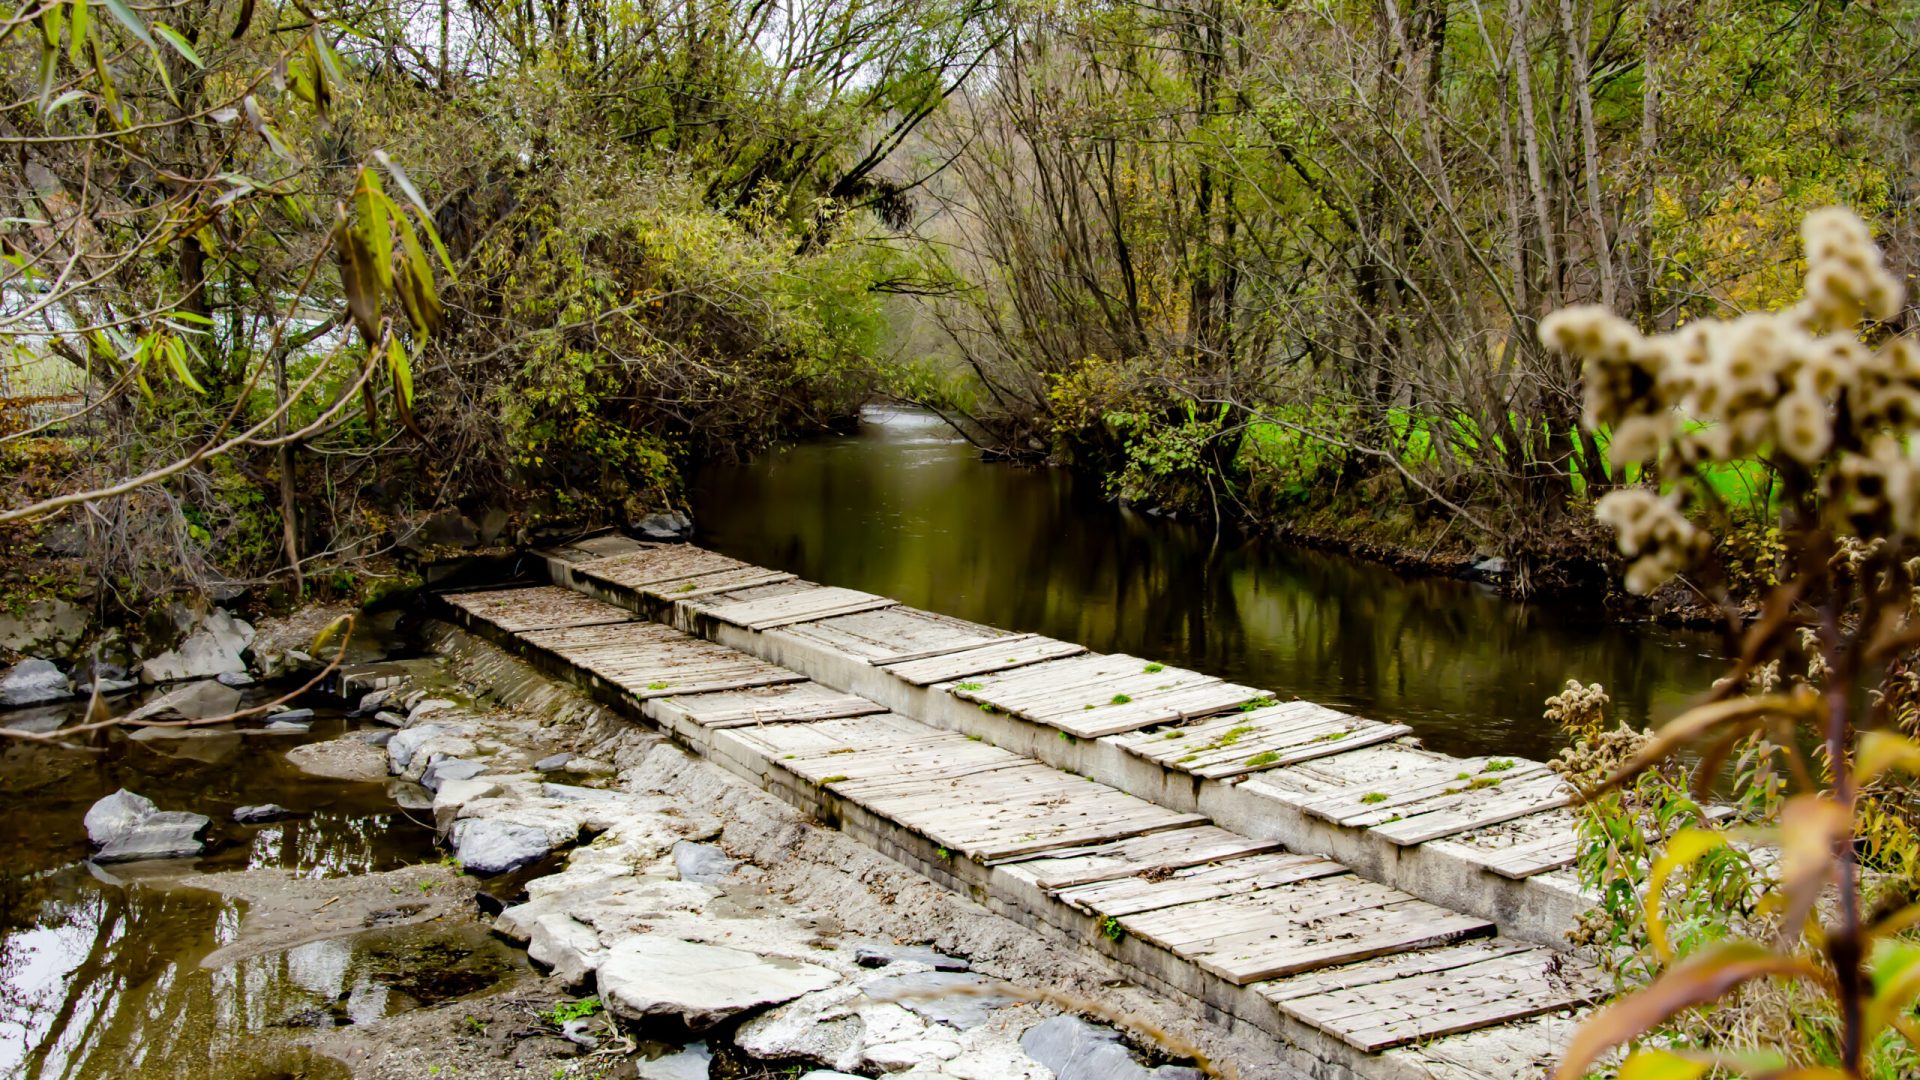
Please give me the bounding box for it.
[1539,208,1915,594]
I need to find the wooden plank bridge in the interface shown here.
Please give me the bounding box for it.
[433,538,1607,1080]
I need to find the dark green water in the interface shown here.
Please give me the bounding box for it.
[692,406,1730,762]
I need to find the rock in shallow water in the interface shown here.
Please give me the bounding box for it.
[854,942,970,972]
[596,936,839,1031]
[0,658,68,708]
[140,609,254,683]
[233,803,294,824]
[84,788,211,862]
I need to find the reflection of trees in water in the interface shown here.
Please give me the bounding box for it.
[694,423,1729,761]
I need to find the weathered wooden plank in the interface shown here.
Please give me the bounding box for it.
[954,654,1159,709]
[777,606,1017,664]
[653,682,888,729]
[1370,773,1574,846]
[582,545,752,588]
[1048,683,1269,739]
[1391,1010,1587,1079]
[641,567,795,601]
[1120,875,1494,984]
[444,586,637,633]
[1053,852,1346,918]
[522,622,807,698]
[1240,743,1455,805]
[703,586,897,630]
[1265,943,1607,1052]
[996,826,1286,888]
[568,533,653,559]
[1260,938,1535,1003]
[885,638,1086,685]
[1116,701,1414,779]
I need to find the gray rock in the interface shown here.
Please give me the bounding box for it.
[672,840,741,884]
[449,818,553,875]
[268,708,315,722]
[866,970,1013,1031]
[421,757,488,792]
[122,681,242,723]
[372,710,407,727]
[597,937,839,1031]
[633,511,693,542]
[534,752,573,772]
[386,725,445,771]
[264,719,311,733]
[233,803,293,824]
[854,942,970,972]
[85,790,209,862]
[634,1042,713,1080]
[215,671,254,687]
[85,788,157,845]
[563,757,616,776]
[141,609,254,683]
[1018,1015,1199,1080]
[408,698,456,723]
[358,688,395,713]
[77,678,137,696]
[0,658,68,708]
[351,728,395,746]
[95,810,211,862]
[797,1074,866,1080]
[0,599,88,660]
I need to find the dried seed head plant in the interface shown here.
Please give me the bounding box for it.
[1540,209,1920,1077]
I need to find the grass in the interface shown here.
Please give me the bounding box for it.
[1143,663,1164,674]
[1110,693,1132,705]
[1245,751,1280,768]
[820,774,848,784]
[1361,792,1388,804]
[543,997,602,1026]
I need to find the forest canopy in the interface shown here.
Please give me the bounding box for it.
[1,0,1914,606]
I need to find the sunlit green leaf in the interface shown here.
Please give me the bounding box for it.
[153,22,202,68]
[96,0,154,50]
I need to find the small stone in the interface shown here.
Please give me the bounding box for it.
[358,688,395,713]
[863,1037,962,1072]
[526,912,604,987]
[372,710,407,727]
[534,752,573,771]
[351,728,395,746]
[563,757,616,776]
[77,678,137,697]
[0,658,68,708]
[672,840,741,884]
[1017,1015,1193,1080]
[267,707,315,722]
[233,804,294,824]
[215,671,254,687]
[597,937,840,1031]
[264,719,312,733]
[559,1017,599,1050]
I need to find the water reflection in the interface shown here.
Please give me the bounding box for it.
[0,695,472,1078]
[692,407,1730,761]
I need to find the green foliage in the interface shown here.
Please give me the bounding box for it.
[542,997,602,1026]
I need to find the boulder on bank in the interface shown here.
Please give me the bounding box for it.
[122,681,243,724]
[596,936,839,1031]
[632,511,693,543]
[83,788,211,862]
[140,609,254,683]
[0,658,68,708]
[448,818,553,875]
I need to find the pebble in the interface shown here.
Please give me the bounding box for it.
[233,804,295,824]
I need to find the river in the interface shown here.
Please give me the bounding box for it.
[692,406,1729,763]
